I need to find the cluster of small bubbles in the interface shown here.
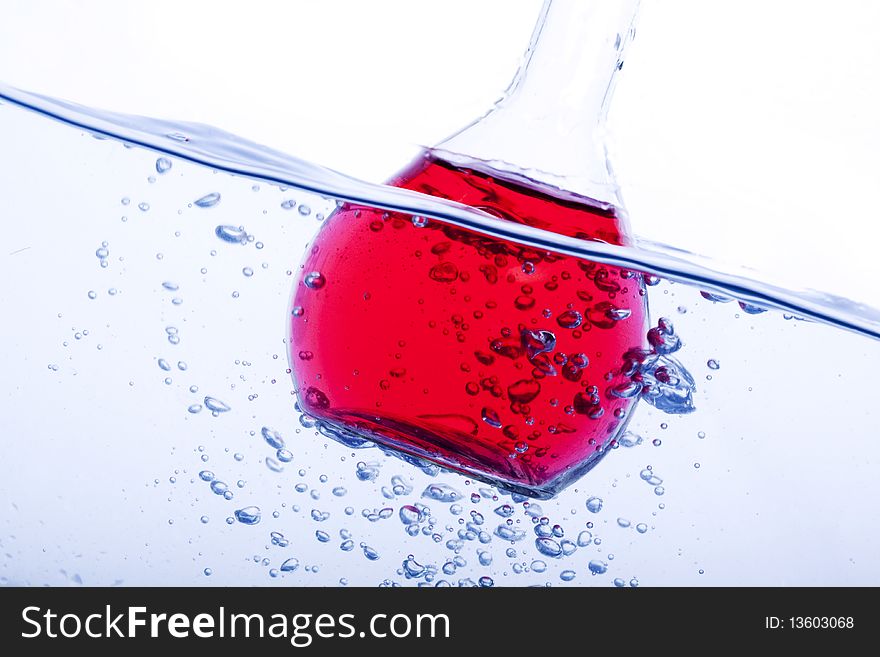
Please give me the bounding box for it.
[95,243,110,268]
[626,318,697,414]
[165,326,179,345]
[311,509,330,522]
[363,507,394,522]
[639,467,663,487]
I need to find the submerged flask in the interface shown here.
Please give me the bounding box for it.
[289,0,647,498]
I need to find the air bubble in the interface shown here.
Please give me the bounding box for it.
[304,271,326,290]
[215,225,249,244]
[588,560,608,575]
[261,426,285,449]
[481,407,502,428]
[204,397,231,413]
[234,506,261,525]
[194,192,221,208]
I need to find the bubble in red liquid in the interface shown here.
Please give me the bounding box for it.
[289,153,647,498]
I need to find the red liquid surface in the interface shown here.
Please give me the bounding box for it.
[290,153,647,497]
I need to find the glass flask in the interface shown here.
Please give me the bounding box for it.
[289,0,648,499]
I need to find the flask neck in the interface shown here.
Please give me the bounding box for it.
[436,0,640,207]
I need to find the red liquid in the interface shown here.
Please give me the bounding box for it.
[289,153,647,498]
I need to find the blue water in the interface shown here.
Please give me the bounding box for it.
[3,83,879,340]
[1,87,879,586]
